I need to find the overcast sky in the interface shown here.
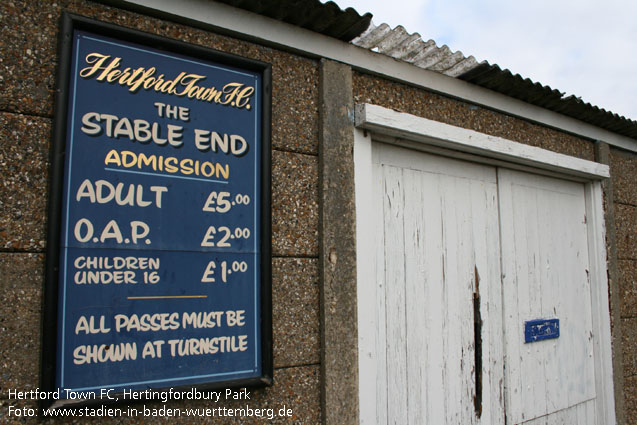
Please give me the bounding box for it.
[329,0,637,121]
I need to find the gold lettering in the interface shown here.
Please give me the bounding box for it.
[181,158,193,175]
[235,86,255,109]
[80,53,112,78]
[106,69,122,83]
[102,150,229,180]
[125,68,146,89]
[164,157,178,173]
[104,150,121,167]
[79,53,254,110]
[216,163,229,180]
[117,67,133,85]
[221,82,243,105]
[121,151,137,168]
[96,57,122,81]
[201,162,214,177]
[130,68,157,92]
[175,74,207,96]
[137,153,157,171]
[151,75,166,91]
[205,87,223,103]
[161,72,186,94]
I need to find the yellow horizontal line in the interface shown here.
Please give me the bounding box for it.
[127,295,208,300]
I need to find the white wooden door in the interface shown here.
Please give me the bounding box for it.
[370,143,505,424]
[368,143,600,425]
[499,169,597,424]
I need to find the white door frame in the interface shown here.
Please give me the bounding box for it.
[353,103,616,425]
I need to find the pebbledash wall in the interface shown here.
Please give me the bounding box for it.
[0,1,636,424]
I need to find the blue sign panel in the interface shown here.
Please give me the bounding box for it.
[524,318,560,343]
[43,15,271,404]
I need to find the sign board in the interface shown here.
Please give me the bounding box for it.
[524,318,560,343]
[42,14,272,406]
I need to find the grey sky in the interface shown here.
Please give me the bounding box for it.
[330,0,637,121]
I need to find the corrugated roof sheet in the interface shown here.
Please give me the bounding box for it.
[350,21,637,140]
[213,0,371,41]
[352,22,479,78]
[459,63,637,138]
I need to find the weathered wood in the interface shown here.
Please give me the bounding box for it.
[471,176,505,425]
[403,168,427,425]
[586,180,618,425]
[522,399,596,425]
[383,165,408,424]
[356,104,610,179]
[372,144,503,424]
[499,169,596,424]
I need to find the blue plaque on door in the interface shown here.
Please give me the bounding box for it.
[524,318,560,343]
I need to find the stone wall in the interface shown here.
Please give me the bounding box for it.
[611,148,637,424]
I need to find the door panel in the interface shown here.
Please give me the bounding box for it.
[372,144,504,424]
[498,169,596,425]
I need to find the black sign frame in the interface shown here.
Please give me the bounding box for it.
[41,13,272,408]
